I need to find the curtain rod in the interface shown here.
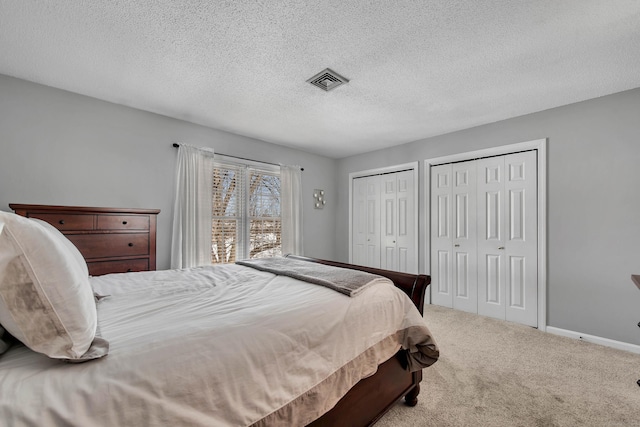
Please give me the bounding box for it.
[172,143,303,171]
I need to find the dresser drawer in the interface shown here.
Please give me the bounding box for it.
[11,204,159,276]
[29,213,94,231]
[87,258,149,276]
[68,233,150,259]
[97,215,150,230]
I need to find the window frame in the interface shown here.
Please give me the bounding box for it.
[212,155,281,263]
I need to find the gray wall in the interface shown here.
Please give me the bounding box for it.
[336,88,640,346]
[0,74,338,269]
[3,72,639,346]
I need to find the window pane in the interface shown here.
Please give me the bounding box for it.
[212,219,238,264]
[213,168,239,216]
[249,171,281,259]
[212,165,242,264]
[249,172,280,217]
[250,219,282,259]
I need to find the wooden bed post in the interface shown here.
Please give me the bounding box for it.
[405,382,420,407]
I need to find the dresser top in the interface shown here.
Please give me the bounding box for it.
[9,204,160,215]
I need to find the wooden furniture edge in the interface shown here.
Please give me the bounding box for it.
[9,203,160,215]
[288,255,431,427]
[634,276,640,388]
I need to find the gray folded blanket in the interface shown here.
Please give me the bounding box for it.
[236,257,390,297]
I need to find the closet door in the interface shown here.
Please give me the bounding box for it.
[503,151,537,326]
[431,162,478,311]
[451,161,478,313]
[352,177,368,266]
[477,151,537,326]
[476,156,506,320]
[430,164,453,307]
[363,175,381,268]
[396,170,417,273]
[353,176,381,268]
[380,171,417,273]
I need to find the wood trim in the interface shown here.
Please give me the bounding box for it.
[9,203,160,215]
[149,214,157,271]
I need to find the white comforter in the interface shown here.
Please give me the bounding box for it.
[0,264,436,426]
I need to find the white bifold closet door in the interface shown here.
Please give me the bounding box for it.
[352,171,416,273]
[430,151,537,326]
[352,175,381,268]
[477,151,537,326]
[430,161,478,313]
[380,170,416,273]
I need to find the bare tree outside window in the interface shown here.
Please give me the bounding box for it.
[211,167,238,264]
[211,164,281,264]
[249,171,282,259]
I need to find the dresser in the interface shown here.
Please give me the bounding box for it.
[10,204,160,276]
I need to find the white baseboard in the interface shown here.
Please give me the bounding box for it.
[546,326,640,355]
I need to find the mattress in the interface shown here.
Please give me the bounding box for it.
[0,263,437,426]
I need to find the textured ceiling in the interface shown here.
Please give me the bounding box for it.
[1,1,640,158]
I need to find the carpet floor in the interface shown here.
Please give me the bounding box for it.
[376,305,640,426]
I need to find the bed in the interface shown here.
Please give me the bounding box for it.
[0,208,438,426]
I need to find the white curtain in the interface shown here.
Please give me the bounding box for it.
[280,165,303,256]
[171,144,215,269]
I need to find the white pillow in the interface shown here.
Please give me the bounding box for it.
[31,218,89,278]
[0,211,97,359]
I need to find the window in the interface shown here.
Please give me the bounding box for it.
[211,161,281,264]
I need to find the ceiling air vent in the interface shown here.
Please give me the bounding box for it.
[307,68,349,92]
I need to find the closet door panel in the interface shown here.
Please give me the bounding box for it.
[504,151,537,326]
[352,178,368,266]
[430,164,453,308]
[477,156,506,320]
[485,254,502,303]
[365,176,381,268]
[380,175,397,271]
[451,161,478,313]
[395,170,416,273]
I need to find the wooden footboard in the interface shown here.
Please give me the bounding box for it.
[286,256,430,427]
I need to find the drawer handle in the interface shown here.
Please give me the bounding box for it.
[128,243,134,247]
[122,221,128,225]
[59,220,65,225]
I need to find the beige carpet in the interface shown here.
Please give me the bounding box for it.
[377,305,640,426]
